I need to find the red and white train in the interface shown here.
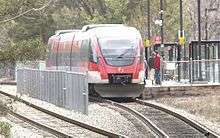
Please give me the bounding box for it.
[47,24,145,97]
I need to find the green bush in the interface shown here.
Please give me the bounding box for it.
[0,121,11,137]
[0,101,8,116]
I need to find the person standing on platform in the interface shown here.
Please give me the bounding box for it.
[153,51,161,85]
[148,55,155,85]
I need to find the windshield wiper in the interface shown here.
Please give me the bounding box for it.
[116,48,133,58]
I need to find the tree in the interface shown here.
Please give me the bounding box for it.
[187,0,220,40]
[0,0,193,63]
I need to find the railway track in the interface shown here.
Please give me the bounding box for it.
[90,97,167,137]
[6,108,72,138]
[135,99,220,138]
[0,90,126,138]
[90,97,220,138]
[1,83,219,138]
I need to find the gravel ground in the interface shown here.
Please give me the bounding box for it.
[10,101,104,138]
[0,85,150,137]
[20,96,145,137]
[0,93,56,138]
[0,117,52,138]
[147,89,220,135]
[4,84,220,136]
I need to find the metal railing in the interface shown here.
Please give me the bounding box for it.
[162,60,189,82]
[190,59,220,83]
[17,68,88,114]
[161,59,220,83]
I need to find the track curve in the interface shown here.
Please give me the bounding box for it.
[135,98,220,138]
[0,90,126,138]
[90,96,220,138]
[90,96,167,137]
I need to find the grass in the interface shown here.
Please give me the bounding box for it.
[0,100,8,116]
[0,100,11,137]
[0,121,11,137]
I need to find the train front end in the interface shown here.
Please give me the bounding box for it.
[87,26,145,97]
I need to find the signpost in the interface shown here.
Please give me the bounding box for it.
[178,36,185,45]
[145,39,151,47]
[154,36,161,44]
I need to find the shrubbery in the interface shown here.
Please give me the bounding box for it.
[0,101,11,137]
[0,121,11,137]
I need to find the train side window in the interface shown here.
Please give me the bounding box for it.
[80,39,98,63]
[80,39,90,61]
[51,41,58,66]
[89,41,98,63]
[57,42,63,67]
[70,41,80,68]
[61,42,71,68]
[47,42,53,66]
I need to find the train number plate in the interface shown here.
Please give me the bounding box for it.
[109,74,132,84]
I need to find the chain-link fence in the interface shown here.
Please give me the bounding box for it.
[17,68,88,114]
[161,59,220,83]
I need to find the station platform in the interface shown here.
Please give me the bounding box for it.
[1,79,220,99]
[143,80,220,99]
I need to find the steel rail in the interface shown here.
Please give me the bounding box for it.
[0,90,126,138]
[135,98,220,138]
[6,108,72,138]
[0,81,16,85]
[111,102,168,138]
[89,97,168,138]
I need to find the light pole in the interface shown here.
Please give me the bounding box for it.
[148,0,151,43]
[160,0,164,82]
[178,0,183,82]
[205,8,208,41]
[160,0,164,46]
[145,0,151,60]
[145,0,151,62]
[197,0,202,81]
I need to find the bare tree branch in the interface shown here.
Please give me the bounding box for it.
[96,0,107,17]
[0,0,53,24]
[77,0,94,19]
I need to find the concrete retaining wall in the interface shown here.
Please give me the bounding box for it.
[143,85,220,99]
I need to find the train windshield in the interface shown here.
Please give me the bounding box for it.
[98,38,137,57]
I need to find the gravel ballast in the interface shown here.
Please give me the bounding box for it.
[20,96,146,137]
[0,85,150,137]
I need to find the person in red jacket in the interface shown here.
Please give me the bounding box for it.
[153,51,161,85]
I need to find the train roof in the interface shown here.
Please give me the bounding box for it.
[49,30,82,42]
[48,25,141,43]
[82,24,125,31]
[55,29,80,35]
[82,24,141,39]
